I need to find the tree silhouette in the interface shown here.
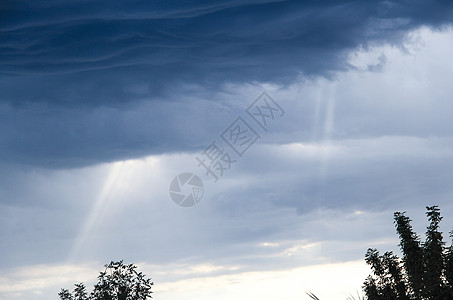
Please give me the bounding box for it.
[58,288,74,300]
[364,205,453,299]
[59,261,153,300]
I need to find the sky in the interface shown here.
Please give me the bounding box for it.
[1,1,453,299]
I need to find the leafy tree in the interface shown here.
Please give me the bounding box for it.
[74,283,88,300]
[364,205,453,300]
[59,261,153,300]
[58,288,74,300]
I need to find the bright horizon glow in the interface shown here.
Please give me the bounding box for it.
[0,259,370,300]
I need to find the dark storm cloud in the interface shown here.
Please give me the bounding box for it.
[1,0,452,105]
[1,0,453,167]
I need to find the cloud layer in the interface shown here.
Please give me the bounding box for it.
[1,0,453,167]
[2,0,452,104]
[2,4,453,299]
